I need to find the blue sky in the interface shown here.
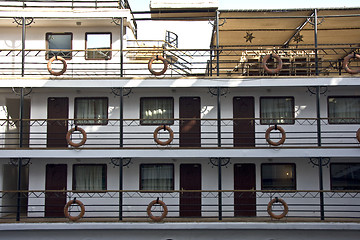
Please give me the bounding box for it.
[128,0,360,11]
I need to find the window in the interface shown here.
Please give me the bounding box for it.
[140,97,174,125]
[46,33,72,59]
[140,164,174,191]
[261,163,296,190]
[328,96,360,124]
[74,97,108,125]
[331,163,360,190]
[73,164,107,191]
[260,97,295,125]
[85,32,112,60]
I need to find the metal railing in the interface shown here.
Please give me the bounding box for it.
[0,0,127,9]
[1,189,359,222]
[0,47,358,77]
[1,117,359,149]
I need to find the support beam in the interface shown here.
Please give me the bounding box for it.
[119,158,123,221]
[283,12,314,48]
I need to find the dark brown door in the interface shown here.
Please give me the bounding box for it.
[234,164,256,217]
[47,97,68,147]
[180,164,201,217]
[179,97,201,147]
[45,164,67,217]
[233,97,255,147]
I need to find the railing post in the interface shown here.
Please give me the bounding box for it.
[218,158,222,220]
[215,10,220,76]
[318,157,325,220]
[120,17,124,77]
[119,87,124,148]
[119,158,123,220]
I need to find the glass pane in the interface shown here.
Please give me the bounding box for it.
[47,34,72,58]
[140,164,173,191]
[331,163,360,190]
[261,97,294,124]
[86,33,111,59]
[75,98,108,125]
[140,98,174,125]
[262,164,296,190]
[74,165,106,191]
[328,97,360,124]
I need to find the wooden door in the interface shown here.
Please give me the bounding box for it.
[234,164,256,217]
[179,97,201,147]
[180,164,201,217]
[47,97,68,147]
[233,97,255,147]
[45,164,67,217]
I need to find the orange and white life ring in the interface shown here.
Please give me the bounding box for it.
[64,199,85,221]
[153,125,174,146]
[147,199,168,222]
[148,56,168,76]
[265,126,286,146]
[343,53,360,74]
[66,127,87,147]
[267,198,288,219]
[47,56,67,76]
[356,128,360,143]
[262,54,283,74]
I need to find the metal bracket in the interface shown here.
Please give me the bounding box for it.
[306,86,328,96]
[111,88,132,97]
[209,157,231,167]
[13,17,34,26]
[208,18,226,27]
[112,17,125,26]
[9,158,31,167]
[309,157,330,167]
[308,16,325,26]
[110,158,132,167]
[208,87,229,97]
[12,87,32,96]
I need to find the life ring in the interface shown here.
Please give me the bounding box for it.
[262,54,283,74]
[267,198,288,219]
[153,125,174,146]
[66,127,87,147]
[47,56,67,76]
[343,53,360,74]
[265,126,286,146]
[148,55,168,76]
[356,128,360,143]
[64,199,85,221]
[147,199,168,222]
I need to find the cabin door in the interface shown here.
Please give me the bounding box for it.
[45,164,67,217]
[233,97,255,147]
[180,164,201,217]
[47,97,68,147]
[234,163,256,216]
[179,97,201,147]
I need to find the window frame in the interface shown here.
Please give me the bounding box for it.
[72,164,107,191]
[74,97,109,125]
[45,32,73,60]
[261,163,296,190]
[140,97,174,125]
[330,162,360,190]
[85,32,112,60]
[139,163,174,191]
[260,96,295,125]
[327,96,360,124]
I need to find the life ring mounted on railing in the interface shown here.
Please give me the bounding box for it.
[147,198,168,222]
[265,125,286,146]
[66,126,87,148]
[47,56,67,76]
[262,54,283,74]
[148,55,168,76]
[267,197,289,219]
[356,128,360,143]
[64,198,85,222]
[343,53,360,74]
[153,125,174,146]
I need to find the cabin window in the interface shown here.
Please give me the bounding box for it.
[260,97,295,125]
[140,97,174,125]
[261,163,296,190]
[331,163,360,190]
[46,32,72,59]
[328,96,360,124]
[140,164,174,191]
[73,164,107,191]
[74,97,108,125]
[85,32,112,60]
